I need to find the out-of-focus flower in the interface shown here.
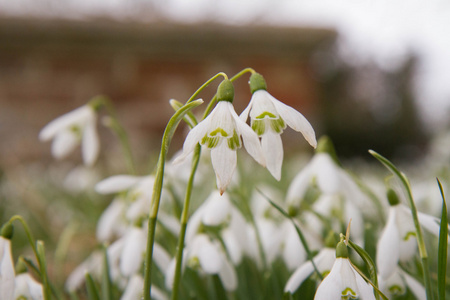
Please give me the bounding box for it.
[284,247,335,294]
[14,273,44,300]
[240,72,316,180]
[39,105,99,166]
[314,241,375,300]
[378,267,426,300]
[0,233,15,300]
[174,80,265,194]
[377,189,445,279]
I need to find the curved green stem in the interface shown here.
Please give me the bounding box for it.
[171,144,201,300]
[8,215,52,300]
[369,150,433,300]
[90,95,137,175]
[202,68,255,119]
[143,99,204,300]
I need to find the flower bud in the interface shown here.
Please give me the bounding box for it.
[249,72,267,94]
[387,188,400,206]
[336,240,349,258]
[217,80,235,103]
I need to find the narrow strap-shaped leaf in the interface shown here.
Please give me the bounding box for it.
[85,273,101,300]
[369,150,433,300]
[101,246,112,300]
[437,178,448,300]
[36,241,52,300]
[348,239,381,300]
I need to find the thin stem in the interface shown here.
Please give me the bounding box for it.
[90,96,137,175]
[36,241,52,300]
[171,144,201,300]
[202,68,255,119]
[143,99,204,300]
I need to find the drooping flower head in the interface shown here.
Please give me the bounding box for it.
[39,103,100,166]
[174,79,265,194]
[314,240,375,300]
[240,72,317,180]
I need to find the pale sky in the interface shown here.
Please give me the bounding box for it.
[1,0,449,129]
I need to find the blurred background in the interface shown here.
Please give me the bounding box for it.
[1,0,450,292]
[1,0,450,168]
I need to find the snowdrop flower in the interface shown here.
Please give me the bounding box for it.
[0,227,15,300]
[186,234,237,291]
[314,240,375,300]
[14,273,44,300]
[185,191,248,265]
[376,189,445,279]
[39,104,99,166]
[174,79,265,194]
[378,267,426,300]
[240,72,317,180]
[285,233,336,294]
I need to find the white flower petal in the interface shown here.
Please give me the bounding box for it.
[231,107,265,167]
[284,261,315,293]
[202,192,231,226]
[315,153,341,194]
[95,175,142,194]
[353,269,376,300]
[270,95,317,148]
[153,243,171,274]
[282,222,306,271]
[197,241,222,274]
[51,130,79,159]
[120,275,143,300]
[120,227,146,276]
[239,96,254,123]
[14,273,44,300]
[82,120,100,166]
[401,270,426,300]
[96,199,127,242]
[173,114,211,165]
[0,237,15,300]
[261,131,283,181]
[218,257,237,291]
[211,143,237,194]
[417,210,442,237]
[39,106,93,141]
[314,259,343,300]
[286,163,315,206]
[222,229,242,265]
[377,207,400,278]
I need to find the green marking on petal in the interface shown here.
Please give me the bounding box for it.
[403,231,416,241]
[255,111,277,119]
[270,117,286,133]
[388,284,405,295]
[227,130,241,150]
[341,287,358,299]
[209,128,229,137]
[201,127,230,148]
[70,125,82,138]
[252,119,266,136]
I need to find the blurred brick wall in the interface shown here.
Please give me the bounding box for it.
[0,17,336,167]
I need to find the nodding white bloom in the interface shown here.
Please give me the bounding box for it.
[376,189,445,279]
[174,80,265,194]
[378,267,426,300]
[285,246,336,294]
[0,234,15,300]
[14,273,44,300]
[39,104,99,166]
[185,191,248,265]
[314,241,375,300]
[240,73,316,180]
[95,175,163,231]
[186,234,238,292]
[65,251,103,292]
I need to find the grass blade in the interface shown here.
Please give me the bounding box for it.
[437,178,448,300]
